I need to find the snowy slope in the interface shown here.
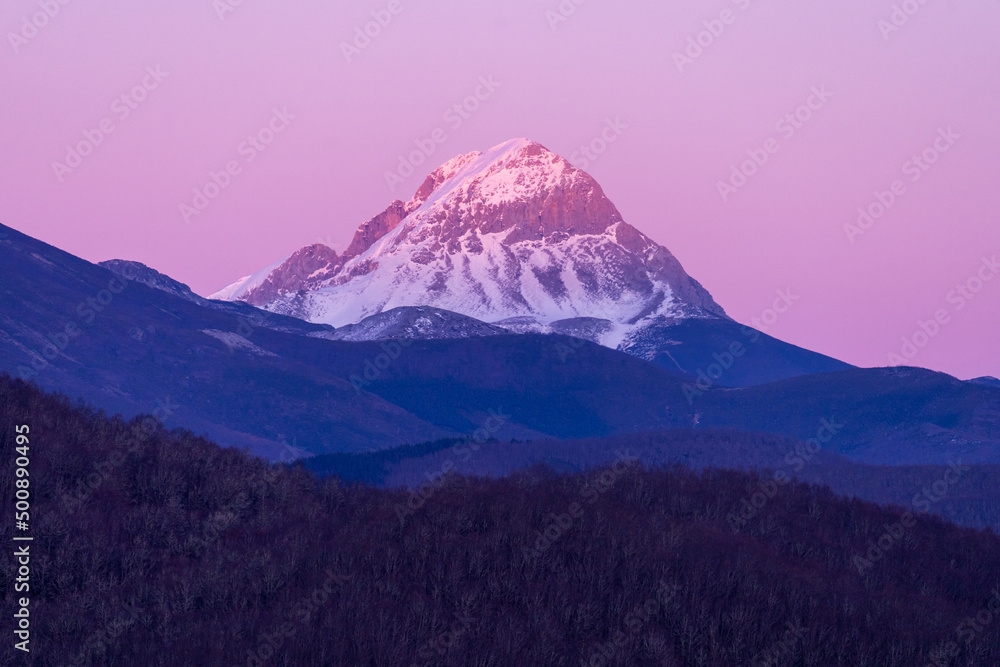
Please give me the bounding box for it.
[210,255,290,301]
[213,138,726,334]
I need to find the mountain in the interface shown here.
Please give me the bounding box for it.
[211,138,850,386]
[4,222,999,464]
[322,332,1000,463]
[312,305,510,342]
[99,259,204,302]
[699,366,1000,465]
[214,138,725,331]
[970,376,1000,389]
[616,316,851,387]
[100,258,333,337]
[3,221,737,457]
[0,224,453,459]
[6,216,743,455]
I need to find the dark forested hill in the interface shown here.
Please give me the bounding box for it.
[2,374,999,666]
[302,429,1000,532]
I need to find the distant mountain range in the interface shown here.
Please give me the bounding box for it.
[302,429,1000,531]
[210,138,851,386]
[2,141,997,467]
[2,219,999,466]
[970,376,1000,389]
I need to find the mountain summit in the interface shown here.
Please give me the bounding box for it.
[212,139,725,344]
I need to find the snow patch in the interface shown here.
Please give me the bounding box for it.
[200,330,278,357]
[208,255,290,300]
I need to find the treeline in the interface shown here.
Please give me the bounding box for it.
[301,437,473,485]
[304,429,1000,532]
[1,373,999,666]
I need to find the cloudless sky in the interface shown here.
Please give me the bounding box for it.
[1,0,998,379]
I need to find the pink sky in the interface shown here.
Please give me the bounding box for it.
[2,0,998,380]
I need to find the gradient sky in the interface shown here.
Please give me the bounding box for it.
[2,0,998,380]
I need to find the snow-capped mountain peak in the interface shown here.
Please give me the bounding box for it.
[212,138,725,338]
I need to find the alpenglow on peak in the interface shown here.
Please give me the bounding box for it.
[212,138,726,340]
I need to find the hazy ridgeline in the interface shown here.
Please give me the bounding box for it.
[2,374,999,666]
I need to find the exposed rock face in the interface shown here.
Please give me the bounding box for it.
[214,138,727,333]
[241,244,342,307]
[99,259,201,302]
